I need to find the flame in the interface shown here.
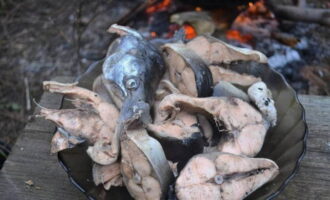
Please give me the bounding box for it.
[183,24,197,39]
[234,0,273,24]
[151,32,157,38]
[164,24,197,39]
[247,0,271,16]
[195,7,202,12]
[229,0,276,41]
[146,0,171,14]
[226,30,253,43]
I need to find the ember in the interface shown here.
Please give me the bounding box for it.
[151,31,158,38]
[226,29,253,44]
[146,0,172,15]
[195,7,202,12]
[229,0,278,38]
[247,1,269,16]
[182,24,197,39]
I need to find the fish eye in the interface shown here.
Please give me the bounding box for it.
[125,78,139,90]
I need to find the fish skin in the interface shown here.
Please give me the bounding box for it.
[103,34,165,103]
[103,27,166,126]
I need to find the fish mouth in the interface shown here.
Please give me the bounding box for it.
[210,163,278,185]
[119,96,152,129]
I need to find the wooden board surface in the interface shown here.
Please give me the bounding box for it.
[0,77,329,200]
[276,95,330,200]
[0,76,85,200]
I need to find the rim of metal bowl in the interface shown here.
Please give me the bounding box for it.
[263,66,308,200]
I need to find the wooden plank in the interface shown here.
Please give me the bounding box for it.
[0,76,85,200]
[25,76,75,133]
[1,80,330,200]
[277,95,330,200]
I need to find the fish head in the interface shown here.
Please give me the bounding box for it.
[103,51,152,127]
[102,34,165,127]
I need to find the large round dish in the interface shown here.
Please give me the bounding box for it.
[57,60,308,200]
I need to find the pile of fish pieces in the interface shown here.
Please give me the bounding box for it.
[38,24,279,200]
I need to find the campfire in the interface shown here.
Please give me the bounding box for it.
[117,0,327,95]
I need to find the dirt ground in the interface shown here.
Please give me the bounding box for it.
[0,0,329,154]
[0,0,138,148]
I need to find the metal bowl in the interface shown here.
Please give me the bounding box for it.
[58,60,308,200]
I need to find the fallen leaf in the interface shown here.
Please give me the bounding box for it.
[25,180,34,186]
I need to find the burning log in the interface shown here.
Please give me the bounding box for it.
[301,66,330,95]
[226,30,253,44]
[271,32,300,47]
[267,0,330,26]
[170,11,215,36]
[145,0,171,15]
[295,0,307,8]
[230,0,279,38]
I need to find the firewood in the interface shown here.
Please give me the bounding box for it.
[301,66,330,95]
[267,0,330,26]
[170,11,215,35]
